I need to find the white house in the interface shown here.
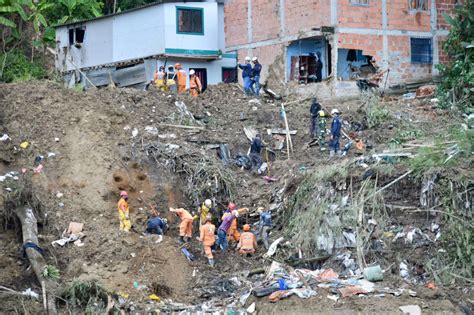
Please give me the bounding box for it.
[54,0,237,89]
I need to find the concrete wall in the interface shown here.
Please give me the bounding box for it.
[112,5,164,62]
[225,0,456,87]
[163,2,220,52]
[55,2,226,72]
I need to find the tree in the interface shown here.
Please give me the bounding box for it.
[436,0,474,114]
[45,0,103,25]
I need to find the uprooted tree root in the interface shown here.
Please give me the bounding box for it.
[3,176,58,314]
[145,143,237,205]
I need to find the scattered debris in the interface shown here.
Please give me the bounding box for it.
[399,305,422,315]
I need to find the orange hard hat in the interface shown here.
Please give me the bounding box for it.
[228,202,236,211]
[243,224,250,231]
[120,191,128,198]
[174,63,181,68]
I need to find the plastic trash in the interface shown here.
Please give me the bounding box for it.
[33,164,43,174]
[399,305,421,315]
[148,294,161,301]
[20,141,29,149]
[363,265,384,282]
[264,237,284,257]
[403,92,416,100]
[278,279,287,290]
[0,134,10,141]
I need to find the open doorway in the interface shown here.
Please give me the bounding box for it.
[287,37,330,83]
[193,68,208,92]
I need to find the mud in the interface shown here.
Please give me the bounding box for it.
[0,80,470,313]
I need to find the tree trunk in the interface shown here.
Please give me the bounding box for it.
[16,207,57,315]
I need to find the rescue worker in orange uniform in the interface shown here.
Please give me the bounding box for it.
[222,203,240,244]
[189,69,202,97]
[170,207,193,243]
[117,191,131,232]
[175,63,187,94]
[238,224,257,256]
[197,215,216,266]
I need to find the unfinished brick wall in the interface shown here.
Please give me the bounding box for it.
[338,33,384,61]
[284,0,330,35]
[235,43,284,85]
[438,36,450,64]
[437,0,459,30]
[338,1,383,29]
[251,0,281,42]
[386,0,431,31]
[225,0,249,47]
[387,35,432,84]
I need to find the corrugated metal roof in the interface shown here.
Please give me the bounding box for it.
[54,0,206,28]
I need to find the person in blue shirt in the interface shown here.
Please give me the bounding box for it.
[238,56,253,96]
[251,57,262,97]
[329,108,342,158]
[249,134,263,171]
[145,215,167,243]
[257,207,272,249]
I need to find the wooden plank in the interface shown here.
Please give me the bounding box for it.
[267,128,297,135]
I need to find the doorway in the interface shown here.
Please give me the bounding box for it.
[192,68,207,92]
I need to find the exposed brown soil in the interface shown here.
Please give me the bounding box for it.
[0,81,470,314]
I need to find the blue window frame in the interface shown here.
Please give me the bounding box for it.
[176,6,204,35]
[411,38,432,64]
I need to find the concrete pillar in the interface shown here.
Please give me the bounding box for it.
[330,0,338,79]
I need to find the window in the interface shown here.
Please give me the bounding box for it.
[410,38,432,64]
[177,7,204,35]
[408,0,427,10]
[222,67,237,83]
[68,27,85,46]
[350,0,369,5]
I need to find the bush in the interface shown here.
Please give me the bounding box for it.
[436,1,474,114]
[0,49,45,83]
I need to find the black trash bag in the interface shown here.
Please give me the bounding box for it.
[234,153,252,170]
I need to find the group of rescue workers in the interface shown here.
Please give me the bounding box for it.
[153,63,202,97]
[117,192,272,267]
[309,97,364,157]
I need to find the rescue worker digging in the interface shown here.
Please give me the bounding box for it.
[258,207,272,250]
[189,69,202,97]
[238,224,257,256]
[222,203,240,245]
[217,210,239,251]
[197,215,216,266]
[198,199,212,226]
[170,207,193,243]
[145,215,167,243]
[117,191,131,232]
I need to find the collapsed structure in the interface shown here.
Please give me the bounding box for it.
[224,0,459,95]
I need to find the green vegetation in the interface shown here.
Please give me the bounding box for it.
[406,127,473,176]
[436,0,474,114]
[363,93,390,129]
[0,0,103,83]
[0,48,45,82]
[42,264,60,281]
[62,280,111,314]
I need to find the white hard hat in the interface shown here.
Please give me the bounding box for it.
[331,108,340,115]
[189,69,195,75]
[252,57,258,62]
[204,199,212,207]
[245,56,251,61]
[232,210,239,217]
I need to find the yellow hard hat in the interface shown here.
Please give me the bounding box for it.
[319,110,325,117]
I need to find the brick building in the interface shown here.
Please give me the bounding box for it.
[224,0,460,89]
